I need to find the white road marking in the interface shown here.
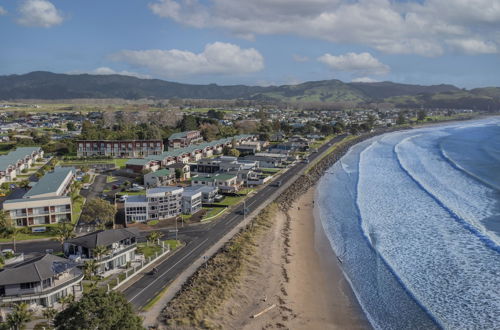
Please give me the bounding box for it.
[129,238,209,303]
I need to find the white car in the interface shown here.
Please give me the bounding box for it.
[118,195,128,202]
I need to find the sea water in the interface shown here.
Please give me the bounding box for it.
[317,118,500,329]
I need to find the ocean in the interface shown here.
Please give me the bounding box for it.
[316,118,500,330]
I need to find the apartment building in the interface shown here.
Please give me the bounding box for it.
[3,167,75,227]
[76,140,163,158]
[124,187,183,223]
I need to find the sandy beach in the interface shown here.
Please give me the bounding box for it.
[208,187,370,329]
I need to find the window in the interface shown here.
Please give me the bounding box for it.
[20,282,37,290]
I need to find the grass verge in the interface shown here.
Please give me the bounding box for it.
[161,204,277,328]
[142,286,170,312]
[305,135,357,174]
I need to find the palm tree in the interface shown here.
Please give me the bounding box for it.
[6,302,32,330]
[42,307,57,327]
[92,245,109,261]
[147,231,162,246]
[83,259,100,281]
[0,210,18,252]
[58,294,74,310]
[52,221,75,251]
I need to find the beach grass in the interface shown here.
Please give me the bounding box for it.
[161,204,277,328]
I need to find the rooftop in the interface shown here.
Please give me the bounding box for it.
[0,147,41,172]
[65,228,139,249]
[193,173,237,182]
[24,167,75,198]
[0,254,78,286]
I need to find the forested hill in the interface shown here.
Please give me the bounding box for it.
[0,71,499,110]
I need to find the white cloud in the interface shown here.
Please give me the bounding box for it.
[318,52,390,75]
[351,77,379,83]
[17,0,64,27]
[292,54,309,62]
[148,0,500,56]
[111,42,264,77]
[0,6,7,16]
[446,39,498,55]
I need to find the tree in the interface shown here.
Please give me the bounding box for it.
[42,307,57,327]
[0,210,19,252]
[147,231,162,245]
[19,180,30,191]
[58,294,75,310]
[417,109,427,121]
[228,149,240,157]
[82,259,100,281]
[92,245,109,261]
[396,112,406,125]
[53,288,143,330]
[6,302,32,330]
[175,168,183,180]
[80,198,116,227]
[179,115,198,131]
[52,222,75,251]
[66,122,76,131]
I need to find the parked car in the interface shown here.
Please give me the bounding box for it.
[117,195,128,202]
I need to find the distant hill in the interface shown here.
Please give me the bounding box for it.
[348,81,460,99]
[0,71,499,110]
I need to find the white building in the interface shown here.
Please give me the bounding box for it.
[181,189,202,215]
[124,187,183,223]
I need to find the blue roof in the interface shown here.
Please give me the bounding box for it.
[23,167,75,198]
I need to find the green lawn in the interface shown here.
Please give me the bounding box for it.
[238,188,255,195]
[72,195,86,223]
[106,176,117,183]
[137,240,180,258]
[202,207,227,221]
[260,168,281,173]
[214,194,245,207]
[114,159,128,169]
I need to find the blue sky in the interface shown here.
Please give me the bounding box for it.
[1,0,500,88]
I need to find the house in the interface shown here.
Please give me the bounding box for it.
[3,167,75,227]
[0,254,83,308]
[144,168,175,188]
[164,162,191,181]
[243,153,288,168]
[181,189,202,215]
[76,140,163,158]
[191,173,239,193]
[168,130,203,149]
[124,187,183,223]
[63,228,139,274]
[125,158,160,173]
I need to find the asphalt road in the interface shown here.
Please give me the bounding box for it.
[123,134,347,309]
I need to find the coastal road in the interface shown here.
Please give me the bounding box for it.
[123,134,347,309]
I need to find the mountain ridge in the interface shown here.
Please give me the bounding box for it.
[0,71,499,110]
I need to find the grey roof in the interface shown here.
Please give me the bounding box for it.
[24,167,75,198]
[0,254,78,286]
[66,228,139,249]
[125,195,147,203]
[3,195,70,205]
[168,131,194,140]
[0,147,41,172]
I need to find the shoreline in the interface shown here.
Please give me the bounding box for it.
[287,188,370,329]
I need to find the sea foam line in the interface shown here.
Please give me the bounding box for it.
[394,137,500,253]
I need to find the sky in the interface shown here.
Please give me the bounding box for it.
[1,0,500,88]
